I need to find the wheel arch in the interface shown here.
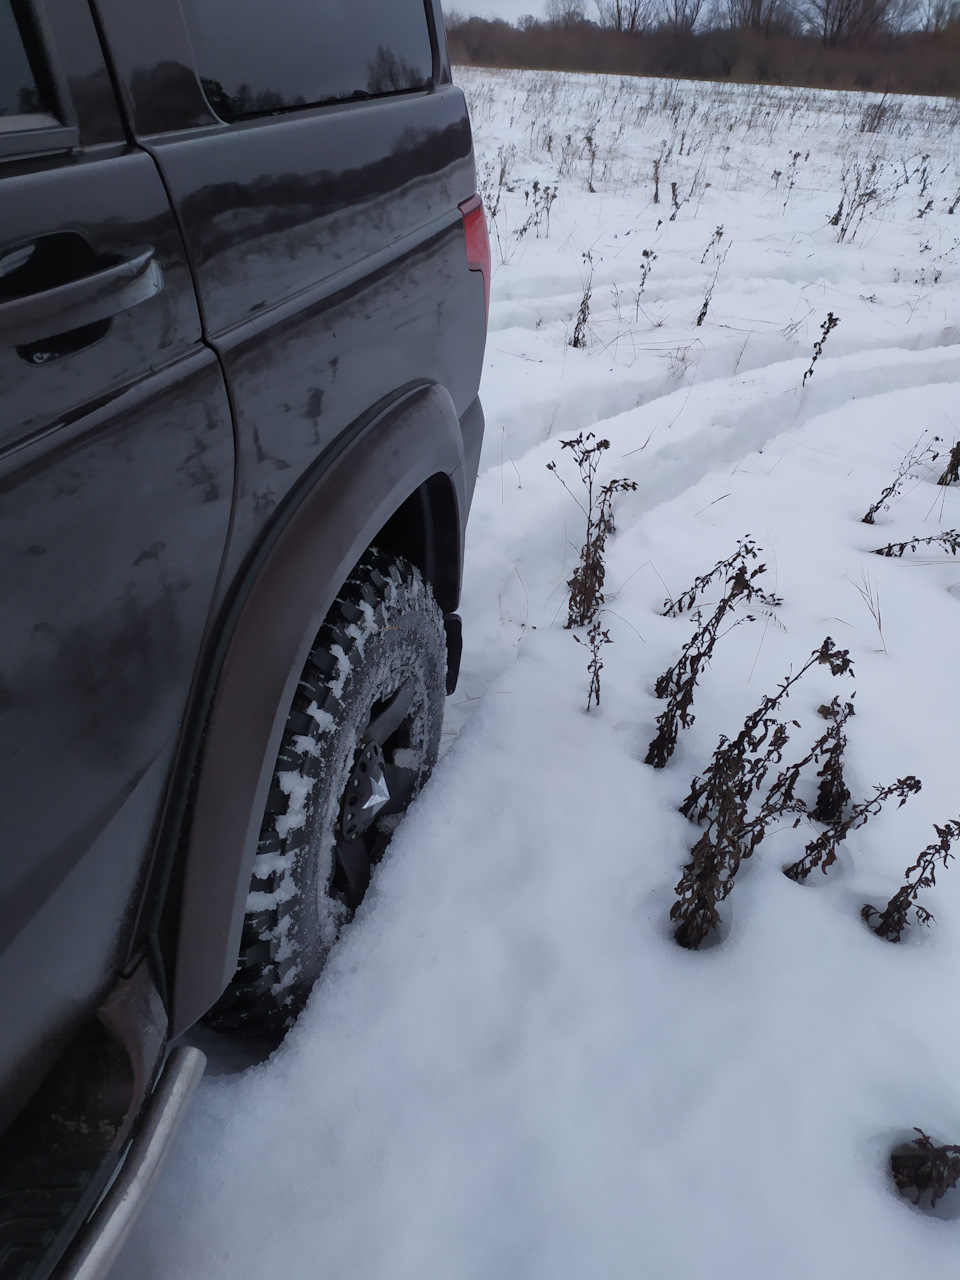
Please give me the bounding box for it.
[166,381,466,1035]
[375,469,461,618]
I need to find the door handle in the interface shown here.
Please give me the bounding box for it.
[0,249,163,350]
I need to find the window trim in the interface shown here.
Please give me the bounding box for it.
[0,113,78,160]
[200,81,433,128]
[0,0,79,160]
[423,0,445,87]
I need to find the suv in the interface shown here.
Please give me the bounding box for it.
[0,1,487,1275]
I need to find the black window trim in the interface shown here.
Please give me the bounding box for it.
[423,0,444,87]
[199,80,434,128]
[0,0,79,161]
[0,114,78,160]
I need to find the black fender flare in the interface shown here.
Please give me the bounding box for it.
[170,382,466,1033]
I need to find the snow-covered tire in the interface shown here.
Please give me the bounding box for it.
[206,551,446,1035]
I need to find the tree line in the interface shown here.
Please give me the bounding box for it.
[445,0,960,94]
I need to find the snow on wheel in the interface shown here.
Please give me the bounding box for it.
[207,550,446,1035]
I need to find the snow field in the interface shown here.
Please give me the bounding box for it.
[118,69,960,1279]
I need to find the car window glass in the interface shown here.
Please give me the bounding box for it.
[179,0,433,123]
[0,0,45,117]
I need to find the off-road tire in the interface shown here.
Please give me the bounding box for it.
[206,550,446,1035]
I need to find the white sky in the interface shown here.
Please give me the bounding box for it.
[449,0,557,21]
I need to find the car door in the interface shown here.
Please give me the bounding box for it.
[0,0,234,1127]
[92,0,481,582]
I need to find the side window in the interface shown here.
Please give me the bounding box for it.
[0,0,46,118]
[179,0,434,123]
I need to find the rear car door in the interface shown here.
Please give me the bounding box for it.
[92,0,483,581]
[0,0,234,1128]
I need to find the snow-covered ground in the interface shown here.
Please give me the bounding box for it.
[117,70,960,1279]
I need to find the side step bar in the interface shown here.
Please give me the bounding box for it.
[57,1047,206,1280]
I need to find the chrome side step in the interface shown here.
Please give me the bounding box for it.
[57,1046,206,1280]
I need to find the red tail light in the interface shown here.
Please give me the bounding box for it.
[458,194,490,330]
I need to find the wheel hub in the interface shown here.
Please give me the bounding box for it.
[339,742,391,841]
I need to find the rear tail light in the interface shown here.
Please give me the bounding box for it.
[458,194,490,330]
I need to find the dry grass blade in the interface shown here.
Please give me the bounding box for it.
[849,568,886,653]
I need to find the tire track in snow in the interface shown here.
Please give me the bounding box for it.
[454,342,960,724]
[481,335,960,479]
[495,343,960,511]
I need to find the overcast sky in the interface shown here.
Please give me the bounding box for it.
[449,0,568,21]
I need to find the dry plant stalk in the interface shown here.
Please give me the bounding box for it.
[634,248,657,321]
[740,697,857,861]
[547,433,637,629]
[892,1130,960,1207]
[783,774,921,884]
[645,609,751,769]
[681,639,854,825]
[571,286,591,348]
[802,312,839,386]
[873,530,960,558]
[574,619,611,712]
[646,540,781,769]
[547,434,636,711]
[515,179,558,241]
[700,225,724,265]
[831,158,885,244]
[937,442,960,486]
[695,242,730,328]
[570,250,594,350]
[661,538,780,617]
[862,817,960,941]
[811,697,855,822]
[671,638,853,949]
[861,434,943,524]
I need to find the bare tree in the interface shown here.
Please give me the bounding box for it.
[595,0,655,29]
[883,0,920,34]
[917,0,959,27]
[712,0,795,30]
[660,0,707,31]
[544,0,588,23]
[797,0,898,42]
